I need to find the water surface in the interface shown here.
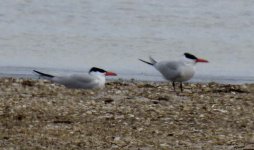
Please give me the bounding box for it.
[0,0,254,83]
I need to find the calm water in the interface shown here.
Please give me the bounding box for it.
[0,0,254,83]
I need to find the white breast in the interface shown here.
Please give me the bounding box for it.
[155,60,195,82]
[176,65,195,82]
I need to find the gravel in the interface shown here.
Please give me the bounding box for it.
[0,78,254,149]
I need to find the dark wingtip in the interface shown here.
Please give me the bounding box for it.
[138,58,154,66]
[33,70,54,78]
[33,70,39,73]
[33,70,41,74]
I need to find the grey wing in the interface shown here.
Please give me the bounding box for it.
[53,74,98,89]
[154,61,182,81]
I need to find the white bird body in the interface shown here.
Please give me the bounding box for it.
[154,60,195,82]
[139,53,208,91]
[51,73,106,89]
[33,67,117,89]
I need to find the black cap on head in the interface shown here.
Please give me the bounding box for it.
[89,67,106,73]
[184,53,198,60]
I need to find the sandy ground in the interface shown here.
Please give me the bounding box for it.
[0,78,254,149]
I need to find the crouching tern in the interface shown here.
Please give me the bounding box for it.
[139,53,208,92]
[33,67,117,89]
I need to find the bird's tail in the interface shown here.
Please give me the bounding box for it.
[149,56,157,65]
[139,56,157,66]
[33,70,55,79]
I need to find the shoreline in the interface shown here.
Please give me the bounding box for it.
[0,66,253,84]
[0,78,254,149]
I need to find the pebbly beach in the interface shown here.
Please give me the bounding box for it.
[0,78,253,149]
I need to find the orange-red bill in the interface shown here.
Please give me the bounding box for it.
[105,72,117,76]
[196,58,209,63]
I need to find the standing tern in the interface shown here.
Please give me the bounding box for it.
[33,67,117,89]
[139,53,208,92]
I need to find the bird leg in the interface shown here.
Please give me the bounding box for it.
[172,82,176,91]
[180,82,183,92]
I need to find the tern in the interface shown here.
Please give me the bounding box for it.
[33,67,117,89]
[139,53,208,92]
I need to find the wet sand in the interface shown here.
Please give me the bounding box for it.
[0,78,254,149]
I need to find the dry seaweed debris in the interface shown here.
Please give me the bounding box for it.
[0,78,254,149]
